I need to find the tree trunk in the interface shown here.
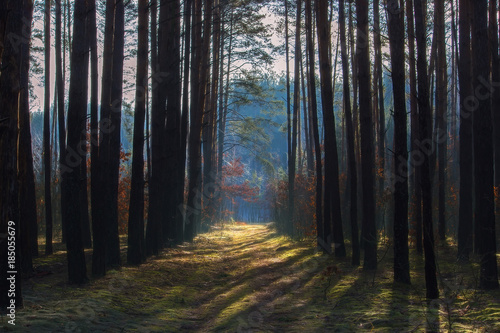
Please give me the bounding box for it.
[185,0,210,241]
[435,0,447,242]
[79,0,91,250]
[373,0,385,228]
[356,0,376,269]
[18,0,37,276]
[58,0,69,245]
[387,0,410,285]
[317,0,345,257]
[64,0,89,284]
[106,0,124,267]
[146,0,161,255]
[178,0,192,245]
[489,0,500,243]
[44,0,53,256]
[339,0,359,266]
[471,0,499,290]
[0,0,25,310]
[406,0,422,255]
[414,0,439,299]
[457,0,473,261]
[128,0,148,265]
[162,0,182,243]
[289,0,301,237]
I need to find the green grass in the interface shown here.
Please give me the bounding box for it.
[3,222,499,332]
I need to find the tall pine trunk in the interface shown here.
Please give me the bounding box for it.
[0,0,24,309]
[317,0,345,257]
[19,0,37,275]
[289,0,302,237]
[107,0,125,266]
[43,0,53,256]
[457,0,473,261]
[128,0,148,265]
[387,1,410,284]
[64,0,88,284]
[339,0,359,266]
[414,0,439,299]
[471,0,499,290]
[356,0,376,269]
[406,0,423,255]
[435,0,447,242]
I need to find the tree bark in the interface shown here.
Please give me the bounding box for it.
[387,0,410,284]
[339,0,359,266]
[18,0,37,276]
[43,0,53,256]
[0,0,24,310]
[414,0,439,299]
[107,0,124,267]
[471,0,499,290]
[356,0,376,269]
[128,0,148,265]
[435,0,447,242]
[317,0,345,257]
[457,0,473,261]
[64,0,89,284]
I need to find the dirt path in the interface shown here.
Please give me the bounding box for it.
[4,223,500,332]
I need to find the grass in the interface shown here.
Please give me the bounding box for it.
[1,222,499,332]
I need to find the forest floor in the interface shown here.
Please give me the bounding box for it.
[2,223,500,332]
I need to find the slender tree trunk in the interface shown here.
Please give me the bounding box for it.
[317,0,345,257]
[185,0,210,241]
[490,0,500,232]
[457,0,473,261]
[414,0,439,299]
[305,0,323,252]
[88,0,104,276]
[356,0,376,269]
[285,0,292,235]
[59,0,69,245]
[65,0,88,284]
[106,0,124,267]
[339,0,359,266]
[162,0,182,243]
[387,0,410,284]
[406,0,422,255]
[472,0,499,290]
[289,0,302,237]
[79,0,91,250]
[435,0,447,242]
[128,0,148,265]
[18,0,36,275]
[0,0,24,309]
[178,0,192,245]
[373,0,385,226]
[44,0,53,256]
[146,0,161,255]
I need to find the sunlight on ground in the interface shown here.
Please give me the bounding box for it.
[5,223,500,332]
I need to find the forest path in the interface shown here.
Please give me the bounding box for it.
[9,223,500,332]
